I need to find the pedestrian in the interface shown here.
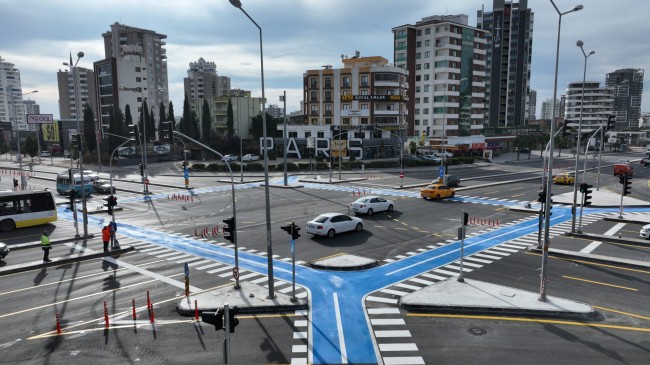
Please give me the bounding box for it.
[102,225,110,252]
[109,220,118,249]
[41,231,51,262]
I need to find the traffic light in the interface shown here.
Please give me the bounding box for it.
[623,175,632,196]
[71,134,82,151]
[537,188,546,203]
[462,212,469,226]
[583,183,594,206]
[68,189,77,210]
[103,195,113,215]
[128,124,140,141]
[223,217,235,243]
[139,164,144,177]
[291,222,301,240]
[161,121,174,142]
[281,224,292,235]
[606,115,616,131]
[228,305,240,333]
[426,126,430,136]
[201,308,224,331]
[182,160,188,169]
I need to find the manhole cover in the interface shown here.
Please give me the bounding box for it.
[468,327,486,336]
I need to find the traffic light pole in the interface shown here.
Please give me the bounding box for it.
[619,176,626,219]
[173,131,240,289]
[109,137,134,228]
[290,221,297,302]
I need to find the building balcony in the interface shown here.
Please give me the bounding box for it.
[373,109,400,115]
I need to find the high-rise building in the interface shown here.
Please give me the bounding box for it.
[605,68,644,129]
[540,97,559,120]
[57,67,97,120]
[94,22,169,134]
[392,15,487,144]
[527,89,536,120]
[184,57,231,113]
[304,54,408,132]
[0,56,39,136]
[193,89,262,139]
[564,81,613,133]
[477,0,534,128]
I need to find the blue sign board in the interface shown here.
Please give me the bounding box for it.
[439,166,445,178]
[184,262,189,277]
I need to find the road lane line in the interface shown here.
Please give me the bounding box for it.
[581,223,626,253]
[333,292,348,364]
[562,275,638,291]
[407,313,650,333]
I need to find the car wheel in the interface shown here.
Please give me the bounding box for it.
[451,192,455,198]
[367,208,373,216]
[327,229,335,238]
[387,204,394,212]
[0,219,16,232]
[435,194,441,200]
[422,196,428,200]
[355,223,363,232]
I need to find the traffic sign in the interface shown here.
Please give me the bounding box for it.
[439,166,445,178]
[399,172,404,179]
[232,267,239,280]
[184,262,189,278]
[144,178,150,185]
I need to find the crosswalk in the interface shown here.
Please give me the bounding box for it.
[365,212,607,364]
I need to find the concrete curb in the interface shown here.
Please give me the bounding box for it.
[309,260,379,271]
[0,246,134,276]
[399,302,596,320]
[9,235,97,251]
[527,246,650,269]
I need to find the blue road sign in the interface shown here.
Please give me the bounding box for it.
[184,262,189,277]
[439,166,445,178]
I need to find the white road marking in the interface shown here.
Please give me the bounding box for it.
[333,292,348,364]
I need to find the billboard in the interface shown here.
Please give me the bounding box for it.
[41,123,60,142]
[26,114,54,124]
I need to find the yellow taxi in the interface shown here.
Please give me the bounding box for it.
[553,173,575,185]
[420,184,456,200]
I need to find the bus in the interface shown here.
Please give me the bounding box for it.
[0,190,57,232]
[56,172,93,196]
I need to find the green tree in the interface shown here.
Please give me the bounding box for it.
[108,105,125,152]
[158,101,167,141]
[82,103,97,154]
[201,99,212,143]
[249,112,282,140]
[227,98,234,136]
[148,106,155,142]
[181,93,191,136]
[190,110,200,140]
[25,134,38,161]
[409,140,417,154]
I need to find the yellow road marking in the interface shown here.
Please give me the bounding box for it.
[407,313,650,333]
[593,306,650,321]
[524,252,650,275]
[562,275,638,291]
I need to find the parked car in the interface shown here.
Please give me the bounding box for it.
[350,196,394,215]
[445,175,460,187]
[40,151,51,157]
[640,224,650,239]
[83,170,99,181]
[306,213,363,238]
[420,155,442,163]
[92,179,116,194]
[420,184,455,200]
[242,154,260,162]
[553,173,575,185]
[641,158,650,167]
[222,155,238,162]
[517,147,531,154]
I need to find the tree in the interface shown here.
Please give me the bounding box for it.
[158,101,167,141]
[409,140,417,154]
[24,134,38,161]
[148,106,155,142]
[249,112,282,140]
[82,103,97,154]
[190,110,200,140]
[108,105,125,152]
[227,98,234,136]
[201,99,212,143]
[181,93,191,136]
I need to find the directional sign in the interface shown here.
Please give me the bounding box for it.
[439,166,445,178]
[184,262,189,278]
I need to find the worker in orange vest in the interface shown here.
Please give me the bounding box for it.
[101,225,110,252]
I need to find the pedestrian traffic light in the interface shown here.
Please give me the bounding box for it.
[13,178,18,189]
[228,305,240,333]
[103,196,113,215]
[201,308,223,331]
[606,115,616,131]
[223,217,235,243]
[583,183,593,206]
[139,164,144,177]
[291,222,301,240]
[68,189,77,210]
[623,175,632,196]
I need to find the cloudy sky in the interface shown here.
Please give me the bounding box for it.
[2,0,649,120]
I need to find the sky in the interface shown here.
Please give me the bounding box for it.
[1,0,649,121]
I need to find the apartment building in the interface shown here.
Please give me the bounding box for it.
[184,57,231,114]
[564,81,613,133]
[57,67,97,120]
[605,68,644,130]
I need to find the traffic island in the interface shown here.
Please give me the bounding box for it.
[400,277,595,319]
[177,281,308,315]
[309,253,379,271]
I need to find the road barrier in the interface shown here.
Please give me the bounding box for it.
[55,312,62,334]
[103,301,109,328]
[132,299,137,320]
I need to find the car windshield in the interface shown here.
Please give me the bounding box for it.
[314,215,331,223]
[424,185,436,190]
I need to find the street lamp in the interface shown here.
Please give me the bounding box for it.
[8,89,38,189]
[230,0,276,299]
[570,40,595,233]
[63,51,90,238]
[540,0,583,302]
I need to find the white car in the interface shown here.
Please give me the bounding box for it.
[639,224,650,239]
[40,151,51,157]
[82,170,99,181]
[242,154,260,162]
[306,213,363,238]
[350,196,394,216]
[222,155,238,162]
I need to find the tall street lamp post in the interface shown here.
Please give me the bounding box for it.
[540,0,583,302]
[570,40,595,233]
[230,0,275,299]
[9,89,38,189]
[63,51,90,238]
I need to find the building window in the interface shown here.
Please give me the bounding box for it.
[415,98,420,104]
[424,63,430,69]
[310,77,318,88]
[415,86,421,92]
[324,90,332,101]
[361,103,368,110]
[425,28,431,35]
[416,64,421,70]
[415,109,420,115]
[317,131,325,138]
[415,119,420,125]
[305,131,311,138]
[423,97,429,103]
[423,108,429,114]
[416,75,421,81]
[342,76,351,88]
[361,117,369,124]
[424,74,430,81]
[310,91,318,102]
[424,85,430,92]
[416,53,421,59]
[325,117,332,125]
[324,77,332,88]
[342,104,350,110]
[342,117,350,125]
[360,89,368,96]
[416,41,421,48]
[135,67,141,72]
[416,29,422,36]
[136,77,142,82]
[360,75,368,87]
[289,132,298,138]
[425,51,430,58]
[342,89,351,96]
[425,39,430,46]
